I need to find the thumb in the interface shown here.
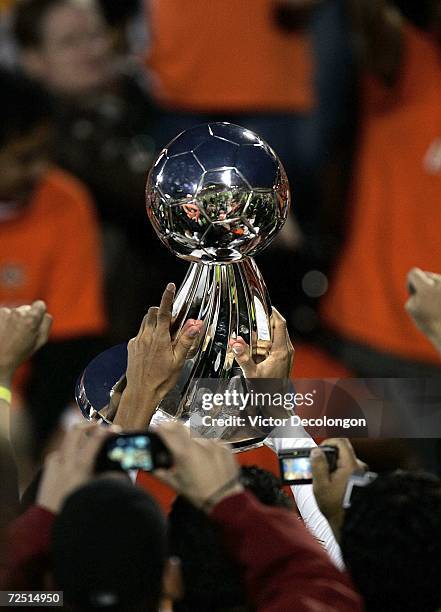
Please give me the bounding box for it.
[174,319,203,362]
[231,337,255,378]
[35,313,53,352]
[311,447,331,485]
[28,300,47,331]
[407,267,433,294]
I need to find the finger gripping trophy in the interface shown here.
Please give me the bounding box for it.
[145,123,290,444]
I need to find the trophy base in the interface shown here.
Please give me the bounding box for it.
[231,437,266,453]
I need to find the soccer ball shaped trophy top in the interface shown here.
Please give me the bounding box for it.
[147,122,289,264]
[145,123,290,445]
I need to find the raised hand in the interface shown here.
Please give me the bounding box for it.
[0,300,52,386]
[114,283,203,430]
[153,420,243,511]
[36,422,119,514]
[406,268,441,355]
[229,307,294,379]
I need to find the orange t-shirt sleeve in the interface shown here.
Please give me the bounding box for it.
[43,175,106,340]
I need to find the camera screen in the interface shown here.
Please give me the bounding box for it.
[107,435,153,471]
[281,456,312,482]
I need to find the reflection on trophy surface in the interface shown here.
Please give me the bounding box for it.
[76,123,290,448]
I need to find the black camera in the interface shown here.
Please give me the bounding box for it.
[95,431,173,473]
[278,445,339,485]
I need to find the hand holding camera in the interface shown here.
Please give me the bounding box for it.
[152,421,243,511]
[310,438,367,540]
[37,422,118,514]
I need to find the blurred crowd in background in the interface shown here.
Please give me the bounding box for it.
[0,0,440,478]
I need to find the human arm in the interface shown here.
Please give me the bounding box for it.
[231,310,342,564]
[311,438,367,540]
[269,435,344,568]
[0,302,51,532]
[212,491,361,611]
[0,301,52,439]
[113,283,203,429]
[405,268,441,356]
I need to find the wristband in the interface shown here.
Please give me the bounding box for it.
[0,386,12,404]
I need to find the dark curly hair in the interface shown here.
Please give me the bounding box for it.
[169,465,293,612]
[341,469,441,612]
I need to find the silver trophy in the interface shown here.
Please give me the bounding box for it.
[76,123,290,447]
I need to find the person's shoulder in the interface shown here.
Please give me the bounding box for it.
[36,168,97,220]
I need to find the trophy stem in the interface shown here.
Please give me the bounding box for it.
[158,258,272,421]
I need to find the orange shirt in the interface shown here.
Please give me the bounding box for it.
[321,25,441,364]
[146,0,314,112]
[0,168,106,340]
